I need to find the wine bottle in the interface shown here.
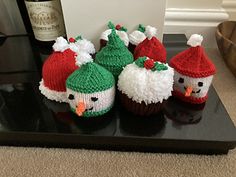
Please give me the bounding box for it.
[24,0,66,46]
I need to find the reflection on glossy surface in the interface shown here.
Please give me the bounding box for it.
[119,109,166,136]
[0,83,44,131]
[164,97,205,124]
[43,98,117,135]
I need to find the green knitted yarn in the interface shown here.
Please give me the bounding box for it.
[95,29,133,79]
[66,62,115,93]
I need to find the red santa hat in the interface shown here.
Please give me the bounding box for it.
[133,26,166,63]
[39,37,78,103]
[170,34,216,78]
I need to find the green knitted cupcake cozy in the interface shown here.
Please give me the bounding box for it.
[66,61,115,118]
[95,29,134,79]
[66,62,114,93]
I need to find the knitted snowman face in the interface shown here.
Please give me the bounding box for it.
[66,56,115,117]
[174,71,213,98]
[66,86,115,117]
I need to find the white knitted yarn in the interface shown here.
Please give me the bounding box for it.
[173,71,213,98]
[144,25,157,40]
[187,34,203,47]
[39,80,68,103]
[66,86,115,112]
[129,30,146,45]
[75,52,93,67]
[75,38,95,54]
[100,29,129,46]
[52,37,69,52]
[117,63,174,104]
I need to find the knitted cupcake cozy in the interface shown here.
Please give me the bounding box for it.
[118,57,174,116]
[170,34,216,104]
[128,24,147,53]
[39,37,78,102]
[66,52,115,117]
[100,21,129,50]
[134,26,166,63]
[95,29,134,79]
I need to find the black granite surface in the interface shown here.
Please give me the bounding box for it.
[0,35,235,154]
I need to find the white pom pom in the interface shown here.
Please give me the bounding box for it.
[144,25,157,40]
[69,43,79,53]
[75,39,95,54]
[187,34,203,47]
[52,37,69,52]
[75,52,93,66]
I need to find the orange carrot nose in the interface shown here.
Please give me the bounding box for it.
[76,101,86,116]
[185,86,193,97]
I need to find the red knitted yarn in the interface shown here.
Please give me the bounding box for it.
[170,46,216,78]
[42,49,78,92]
[173,90,208,104]
[134,37,166,63]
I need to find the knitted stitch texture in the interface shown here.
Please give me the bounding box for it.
[134,37,166,63]
[170,46,216,78]
[42,49,78,92]
[66,62,115,117]
[95,29,134,79]
[66,62,115,93]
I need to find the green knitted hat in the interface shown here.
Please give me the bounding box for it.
[66,62,114,93]
[66,53,115,117]
[95,29,134,79]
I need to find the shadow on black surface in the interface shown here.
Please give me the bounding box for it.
[0,83,43,131]
[43,98,117,136]
[164,97,205,124]
[118,108,166,137]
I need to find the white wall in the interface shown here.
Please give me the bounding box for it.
[222,0,236,20]
[61,0,167,50]
[165,0,229,47]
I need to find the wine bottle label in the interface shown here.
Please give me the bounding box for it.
[25,1,66,41]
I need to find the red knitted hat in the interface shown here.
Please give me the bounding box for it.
[170,34,216,78]
[170,34,216,104]
[39,37,78,103]
[134,26,166,63]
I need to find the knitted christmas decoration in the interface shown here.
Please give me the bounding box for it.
[133,26,166,63]
[69,35,95,55]
[95,29,134,80]
[170,34,216,104]
[100,21,129,50]
[128,24,146,54]
[66,52,115,117]
[117,57,174,116]
[39,37,78,102]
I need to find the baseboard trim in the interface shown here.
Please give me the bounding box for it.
[165,8,229,26]
[222,0,236,12]
[164,8,229,47]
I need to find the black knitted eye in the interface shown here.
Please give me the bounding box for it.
[91,97,98,102]
[178,77,184,83]
[198,82,203,87]
[68,94,74,100]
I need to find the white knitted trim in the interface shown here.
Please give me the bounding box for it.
[187,34,203,47]
[39,80,68,103]
[129,30,146,45]
[75,39,95,54]
[144,25,157,40]
[52,37,70,52]
[118,63,174,104]
[100,29,129,46]
[66,86,115,112]
[173,71,213,98]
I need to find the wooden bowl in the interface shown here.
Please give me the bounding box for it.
[216,21,236,77]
